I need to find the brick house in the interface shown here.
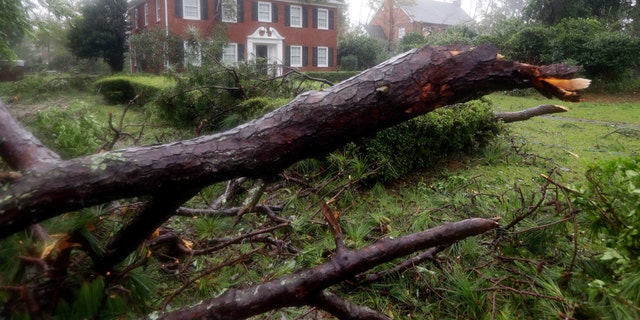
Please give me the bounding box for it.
[128,0,342,73]
[367,0,471,44]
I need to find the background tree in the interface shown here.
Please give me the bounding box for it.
[0,0,31,60]
[129,28,181,74]
[523,0,630,24]
[337,31,386,70]
[67,0,127,72]
[0,0,73,61]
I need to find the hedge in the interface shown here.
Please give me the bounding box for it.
[94,75,175,105]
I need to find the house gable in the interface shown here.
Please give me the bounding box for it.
[367,0,471,44]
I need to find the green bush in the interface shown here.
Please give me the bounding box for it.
[32,104,108,158]
[95,75,174,105]
[571,156,640,318]
[347,100,503,182]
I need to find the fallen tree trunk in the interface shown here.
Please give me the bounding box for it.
[0,44,587,238]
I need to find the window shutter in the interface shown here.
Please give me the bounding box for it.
[328,47,334,67]
[175,0,183,18]
[302,7,308,27]
[303,46,308,66]
[284,5,289,26]
[285,46,290,66]
[214,0,221,21]
[201,0,208,19]
[312,8,317,28]
[329,10,334,29]
[177,41,185,67]
[251,1,257,20]
[237,0,244,22]
[238,43,244,61]
[271,3,277,22]
[312,47,317,67]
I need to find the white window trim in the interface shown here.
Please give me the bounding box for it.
[156,0,161,22]
[290,5,302,28]
[290,45,302,67]
[134,9,139,29]
[183,0,200,20]
[317,46,328,67]
[184,41,202,66]
[398,27,406,39]
[317,8,328,30]
[144,3,149,26]
[258,1,271,22]
[222,43,238,64]
[222,0,237,22]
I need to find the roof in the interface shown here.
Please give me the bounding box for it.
[400,0,471,26]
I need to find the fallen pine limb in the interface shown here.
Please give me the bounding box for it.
[147,218,499,320]
[0,45,588,239]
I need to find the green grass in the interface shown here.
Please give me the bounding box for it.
[4,79,640,319]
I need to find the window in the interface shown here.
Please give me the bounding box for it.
[258,1,271,22]
[144,3,149,26]
[289,45,302,67]
[289,5,302,27]
[156,0,161,22]
[317,46,328,67]
[184,41,201,66]
[317,8,328,29]
[222,43,238,64]
[134,9,139,29]
[398,27,405,39]
[183,0,200,20]
[221,0,237,22]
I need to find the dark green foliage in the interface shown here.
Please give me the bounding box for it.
[95,75,175,105]
[523,0,630,25]
[337,32,387,70]
[503,25,554,64]
[398,32,428,52]
[67,0,128,72]
[348,101,503,182]
[129,28,182,74]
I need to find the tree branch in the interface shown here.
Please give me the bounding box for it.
[146,218,499,320]
[494,104,569,123]
[0,45,587,238]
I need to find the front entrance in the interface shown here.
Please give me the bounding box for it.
[246,27,285,76]
[255,45,269,74]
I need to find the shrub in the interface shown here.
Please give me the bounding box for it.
[95,75,174,105]
[346,100,503,182]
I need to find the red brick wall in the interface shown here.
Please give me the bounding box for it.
[369,0,411,44]
[129,0,338,71]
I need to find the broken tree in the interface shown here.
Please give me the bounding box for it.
[0,44,589,318]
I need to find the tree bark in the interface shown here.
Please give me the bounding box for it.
[146,218,499,320]
[0,44,586,238]
[494,104,569,123]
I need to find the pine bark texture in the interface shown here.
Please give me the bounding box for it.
[0,44,583,238]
